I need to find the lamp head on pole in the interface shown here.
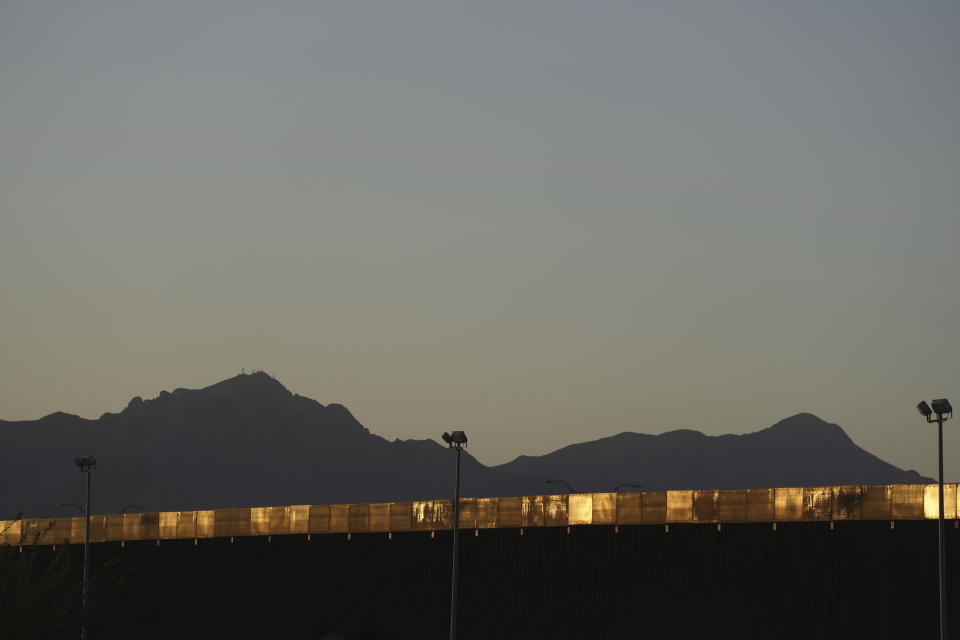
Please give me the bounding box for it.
[931,398,952,419]
[918,399,952,423]
[441,430,467,449]
[74,455,96,472]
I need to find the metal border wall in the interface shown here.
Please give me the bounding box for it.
[3,483,958,546]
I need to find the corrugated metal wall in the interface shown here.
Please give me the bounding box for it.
[65,519,959,639]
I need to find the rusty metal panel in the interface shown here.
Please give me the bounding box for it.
[498,497,522,528]
[412,500,450,530]
[214,508,238,538]
[348,504,370,531]
[389,502,412,531]
[250,507,270,536]
[70,517,87,544]
[105,514,124,541]
[591,493,616,525]
[476,498,499,528]
[692,490,719,522]
[833,486,863,520]
[25,519,56,545]
[522,495,545,527]
[802,487,833,521]
[0,521,14,545]
[50,517,73,544]
[717,490,747,522]
[0,520,19,546]
[775,487,803,521]
[666,491,693,522]
[924,484,958,519]
[269,506,290,536]
[616,493,642,524]
[457,498,477,529]
[369,503,390,532]
[26,521,49,545]
[234,508,253,537]
[544,495,568,527]
[140,512,160,540]
[44,520,64,544]
[892,484,925,520]
[159,512,177,539]
[289,505,310,534]
[31,519,50,544]
[568,494,592,525]
[88,515,106,543]
[176,512,197,539]
[861,485,891,520]
[746,489,774,522]
[436,501,453,529]
[309,505,330,533]
[122,513,142,541]
[196,510,215,538]
[18,519,40,544]
[642,492,667,523]
[329,505,350,532]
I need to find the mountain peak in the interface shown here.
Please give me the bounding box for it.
[764,413,848,439]
[206,371,289,394]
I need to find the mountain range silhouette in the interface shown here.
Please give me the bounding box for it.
[1,372,930,519]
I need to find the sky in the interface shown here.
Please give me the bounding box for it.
[1,0,958,479]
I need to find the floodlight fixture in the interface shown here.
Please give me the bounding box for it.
[442,432,453,445]
[450,431,468,445]
[918,401,933,418]
[931,398,952,417]
[74,455,96,472]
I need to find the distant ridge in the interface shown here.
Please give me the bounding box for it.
[0,373,930,518]
[492,413,929,493]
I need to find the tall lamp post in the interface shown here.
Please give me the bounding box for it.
[74,455,96,640]
[916,399,952,640]
[441,431,468,640]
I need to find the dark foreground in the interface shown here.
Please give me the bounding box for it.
[4,520,958,639]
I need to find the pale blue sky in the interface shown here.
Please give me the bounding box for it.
[1,1,958,478]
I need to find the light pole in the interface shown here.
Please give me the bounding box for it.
[74,455,96,640]
[916,399,952,640]
[441,430,468,640]
[545,479,577,494]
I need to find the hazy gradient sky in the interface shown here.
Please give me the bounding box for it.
[1,1,958,479]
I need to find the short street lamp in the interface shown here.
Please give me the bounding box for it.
[441,430,468,640]
[916,398,952,640]
[74,454,96,640]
